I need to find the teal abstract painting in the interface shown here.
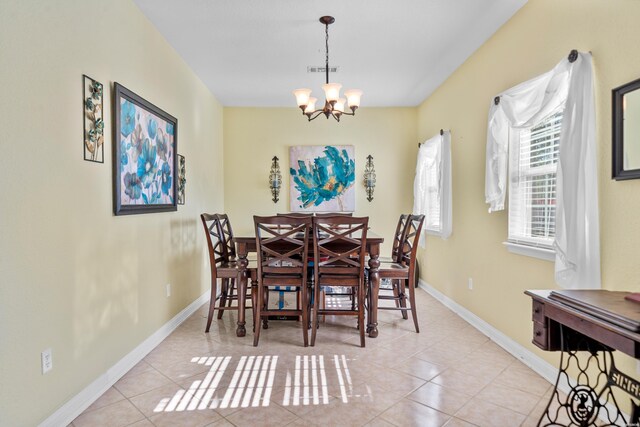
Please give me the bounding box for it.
[289,145,355,212]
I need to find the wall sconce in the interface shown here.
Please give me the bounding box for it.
[363,155,376,202]
[269,156,282,203]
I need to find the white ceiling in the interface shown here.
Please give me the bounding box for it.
[133,0,527,107]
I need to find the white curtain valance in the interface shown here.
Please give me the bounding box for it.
[413,130,452,246]
[484,52,600,289]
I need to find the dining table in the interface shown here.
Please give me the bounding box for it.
[231,231,385,339]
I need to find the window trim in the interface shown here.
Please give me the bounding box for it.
[503,241,555,262]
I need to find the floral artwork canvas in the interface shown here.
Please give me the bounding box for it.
[289,145,355,212]
[113,83,178,215]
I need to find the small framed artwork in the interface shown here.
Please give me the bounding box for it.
[177,154,186,205]
[83,75,104,163]
[113,82,178,215]
[289,145,356,212]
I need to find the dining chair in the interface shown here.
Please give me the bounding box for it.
[376,214,409,312]
[311,215,368,347]
[277,212,353,312]
[374,214,425,332]
[253,215,312,347]
[262,214,313,324]
[314,212,356,313]
[200,213,256,333]
[383,214,409,263]
[217,213,237,260]
[214,213,243,318]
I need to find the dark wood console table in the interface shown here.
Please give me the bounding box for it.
[526,290,640,426]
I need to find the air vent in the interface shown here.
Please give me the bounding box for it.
[307,66,339,73]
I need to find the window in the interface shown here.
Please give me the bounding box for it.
[508,110,563,249]
[423,143,442,233]
[486,52,599,288]
[413,131,452,240]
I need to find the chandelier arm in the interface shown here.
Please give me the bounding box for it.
[307,110,326,122]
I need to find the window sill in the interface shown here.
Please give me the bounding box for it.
[503,241,555,262]
[425,228,442,237]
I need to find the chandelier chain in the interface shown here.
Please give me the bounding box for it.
[325,22,330,85]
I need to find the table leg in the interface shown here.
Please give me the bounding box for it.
[367,251,380,338]
[236,245,248,337]
[537,326,630,426]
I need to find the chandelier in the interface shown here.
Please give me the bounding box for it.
[292,16,362,122]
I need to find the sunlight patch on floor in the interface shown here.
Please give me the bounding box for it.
[152,354,357,412]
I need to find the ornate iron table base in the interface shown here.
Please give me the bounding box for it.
[538,326,639,427]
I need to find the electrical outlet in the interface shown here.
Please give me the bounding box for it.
[166,283,171,297]
[468,277,473,290]
[41,348,52,374]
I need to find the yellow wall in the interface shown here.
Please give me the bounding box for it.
[4,0,640,424]
[417,0,640,390]
[0,1,223,425]
[223,107,417,253]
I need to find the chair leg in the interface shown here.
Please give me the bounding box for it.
[358,284,365,347]
[398,281,409,320]
[311,281,320,346]
[227,279,236,307]
[408,279,420,333]
[253,285,263,347]
[320,288,326,324]
[307,283,313,330]
[301,286,309,347]
[263,288,269,330]
[217,279,229,320]
[206,278,218,333]
[251,279,258,332]
[392,280,401,308]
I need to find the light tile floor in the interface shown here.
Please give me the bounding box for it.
[72,289,556,427]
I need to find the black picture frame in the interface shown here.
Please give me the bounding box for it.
[113,82,178,215]
[612,77,640,180]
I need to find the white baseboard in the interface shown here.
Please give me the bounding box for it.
[40,292,210,427]
[418,280,627,423]
[418,280,560,384]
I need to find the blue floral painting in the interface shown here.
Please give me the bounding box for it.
[289,145,355,212]
[114,83,177,215]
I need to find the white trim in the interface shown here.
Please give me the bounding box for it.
[503,241,555,261]
[39,292,210,427]
[425,228,443,237]
[418,280,628,423]
[418,280,559,383]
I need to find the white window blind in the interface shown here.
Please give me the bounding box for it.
[508,110,563,248]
